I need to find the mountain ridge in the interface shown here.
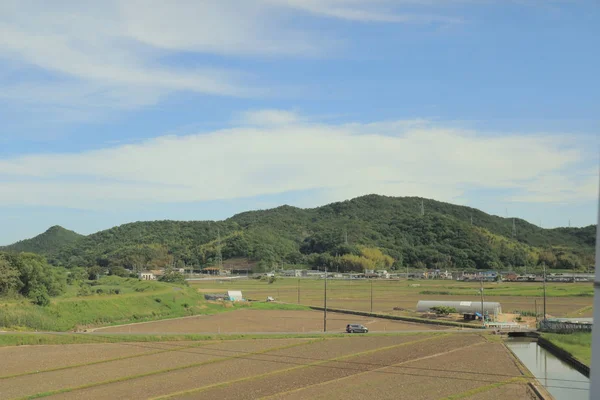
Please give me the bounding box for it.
[5,195,596,272]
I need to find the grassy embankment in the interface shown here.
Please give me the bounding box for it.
[0,276,308,332]
[541,332,592,366]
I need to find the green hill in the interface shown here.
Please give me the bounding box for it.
[2,226,83,256]
[17,195,597,272]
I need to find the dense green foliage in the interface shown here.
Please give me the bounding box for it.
[6,195,596,272]
[0,252,67,304]
[1,226,83,256]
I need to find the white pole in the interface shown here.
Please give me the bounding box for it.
[590,173,600,400]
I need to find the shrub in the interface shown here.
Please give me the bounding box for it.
[95,288,104,295]
[154,298,162,303]
[430,306,457,316]
[77,284,92,297]
[30,287,51,307]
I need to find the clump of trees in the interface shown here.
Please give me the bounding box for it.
[0,252,67,305]
[430,306,457,316]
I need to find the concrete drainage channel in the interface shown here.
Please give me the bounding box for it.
[506,337,590,400]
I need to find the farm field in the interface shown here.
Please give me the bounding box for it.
[190,278,594,318]
[94,309,447,334]
[0,333,539,400]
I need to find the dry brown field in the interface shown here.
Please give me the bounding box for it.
[0,332,542,400]
[94,309,448,334]
[189,279,594,318]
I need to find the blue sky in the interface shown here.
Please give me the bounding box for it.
[0,0,598,245]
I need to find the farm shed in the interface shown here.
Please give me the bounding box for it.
[227,290,244,301]
[417,300,502,315]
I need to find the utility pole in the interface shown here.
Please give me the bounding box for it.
[370,279,373,312]
[480,277,485,327]
[421,200,425,216]
[534,299,538,322]
[344,228,348,245]
[543,263,547,321]
[588,176,599,397]
[216,228,223,271]
[323,266,328,332]
[297,279,300,304]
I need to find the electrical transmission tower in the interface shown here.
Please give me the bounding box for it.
[215,228,223,270]
[512,218,516,240]
[420,200,425,216]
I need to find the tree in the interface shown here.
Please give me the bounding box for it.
[0,256,21,295]
[108,266,130,277]
[88,266,105,280]
[67,267,88,285]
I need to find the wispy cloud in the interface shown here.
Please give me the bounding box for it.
[0,111,596,209]
[0,0,465,121]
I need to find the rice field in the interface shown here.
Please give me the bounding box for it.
[0,331,539,400]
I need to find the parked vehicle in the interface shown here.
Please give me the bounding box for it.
[346,324,368,333]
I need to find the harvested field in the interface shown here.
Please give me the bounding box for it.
[94,309,448,334]
[0,342,181,377]
[0,331,552,400]
[191,279,593,317]
[46,335,435,400]
[0,339,309,400]
[2,333,542,400]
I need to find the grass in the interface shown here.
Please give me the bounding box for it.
[541,332,592,366]
[191,278,593,299]
[0,276,310,332]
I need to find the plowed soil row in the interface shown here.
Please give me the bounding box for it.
[265,341,529,400]
[44,335,435,400]
[1,339,312,399]
[95,310,446,334]
[0,341,212,378]
[169,334,485,400]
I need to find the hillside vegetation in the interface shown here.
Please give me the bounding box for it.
[1,226,83,256]
[5,195,596,273]
[0,275,261,331]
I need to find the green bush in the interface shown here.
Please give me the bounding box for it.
[30,287,51,306]
[429,306,457,315]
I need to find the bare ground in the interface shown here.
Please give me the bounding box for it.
[94,309,447,334]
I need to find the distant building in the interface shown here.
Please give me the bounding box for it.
[227,290,244,301]
[139,271,155,280]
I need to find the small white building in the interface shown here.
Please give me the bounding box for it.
[376,270,390,279]
[227,290,244,301]
[139,271,156,280]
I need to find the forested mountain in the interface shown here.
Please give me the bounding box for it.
[7,195,596,273]
[1,226,83,256]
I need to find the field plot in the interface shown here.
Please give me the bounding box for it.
[0,333,540,400]
[190,278,594,317]
[94,309,446,334]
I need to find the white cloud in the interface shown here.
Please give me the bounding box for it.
[0,0,465,118]
[238,109,302,126]
[0,112,596,210]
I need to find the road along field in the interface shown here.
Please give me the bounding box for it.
[0,333,543,400]
[94,309,448,334]
[190,278,594,318]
